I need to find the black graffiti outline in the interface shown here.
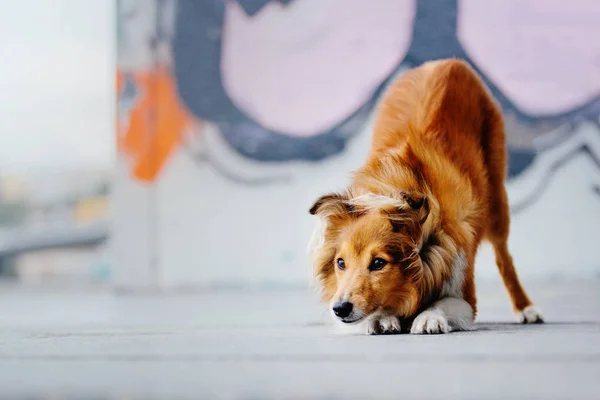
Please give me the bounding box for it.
[510,143,600,214]
[180,130,293,187]
[404,0,600,129]
[171,0,600,161]
[167,0,600,214]
[171,0,399,163]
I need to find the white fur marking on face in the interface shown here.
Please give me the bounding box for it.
[441,250,467,298]
[348,193,408,211]
[307,216,328,288]
[410,297,474,334]
[329,306,368,335]
[516,305,544,324]
[307,216,326,256]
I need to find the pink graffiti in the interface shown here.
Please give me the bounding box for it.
[459,0,600,115]
[221,0,415,136]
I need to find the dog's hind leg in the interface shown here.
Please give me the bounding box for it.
[480,99,543,324]
[486,185,544,323]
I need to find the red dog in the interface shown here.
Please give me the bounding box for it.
[308,59,543,334]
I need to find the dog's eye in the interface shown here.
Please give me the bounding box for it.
[369,258,388,271]
[336,258,346,270]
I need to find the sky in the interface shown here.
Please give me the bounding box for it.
[0,0,115,174]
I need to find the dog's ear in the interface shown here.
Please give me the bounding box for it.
[388,191,430,235]
[309,193,352,303]
[309,192,352,217]
[400,191,429,225]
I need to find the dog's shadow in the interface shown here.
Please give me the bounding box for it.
[304,320,599,336]
[468,321,598,334]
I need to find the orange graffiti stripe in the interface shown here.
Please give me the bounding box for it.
[116,68,192,182]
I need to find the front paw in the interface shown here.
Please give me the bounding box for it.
[366,314,402,335]
[410,310,450,334]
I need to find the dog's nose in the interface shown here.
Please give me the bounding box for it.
[332,301,353,318]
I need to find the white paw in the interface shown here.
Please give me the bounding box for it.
[516,305,544,324]
[410,310,450,334]
[366,314,402,335]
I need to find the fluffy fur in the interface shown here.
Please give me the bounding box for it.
[308,59,543,335]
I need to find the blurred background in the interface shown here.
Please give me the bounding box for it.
[0,0,113,285]
[1,0,599,290]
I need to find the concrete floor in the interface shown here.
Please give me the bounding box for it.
[0,280,599,399]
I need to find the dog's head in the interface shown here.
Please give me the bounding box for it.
[308,190,430,324]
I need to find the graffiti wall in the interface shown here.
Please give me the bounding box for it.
[115,0,600,289]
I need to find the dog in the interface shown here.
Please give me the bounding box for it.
[308,58,543,334]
